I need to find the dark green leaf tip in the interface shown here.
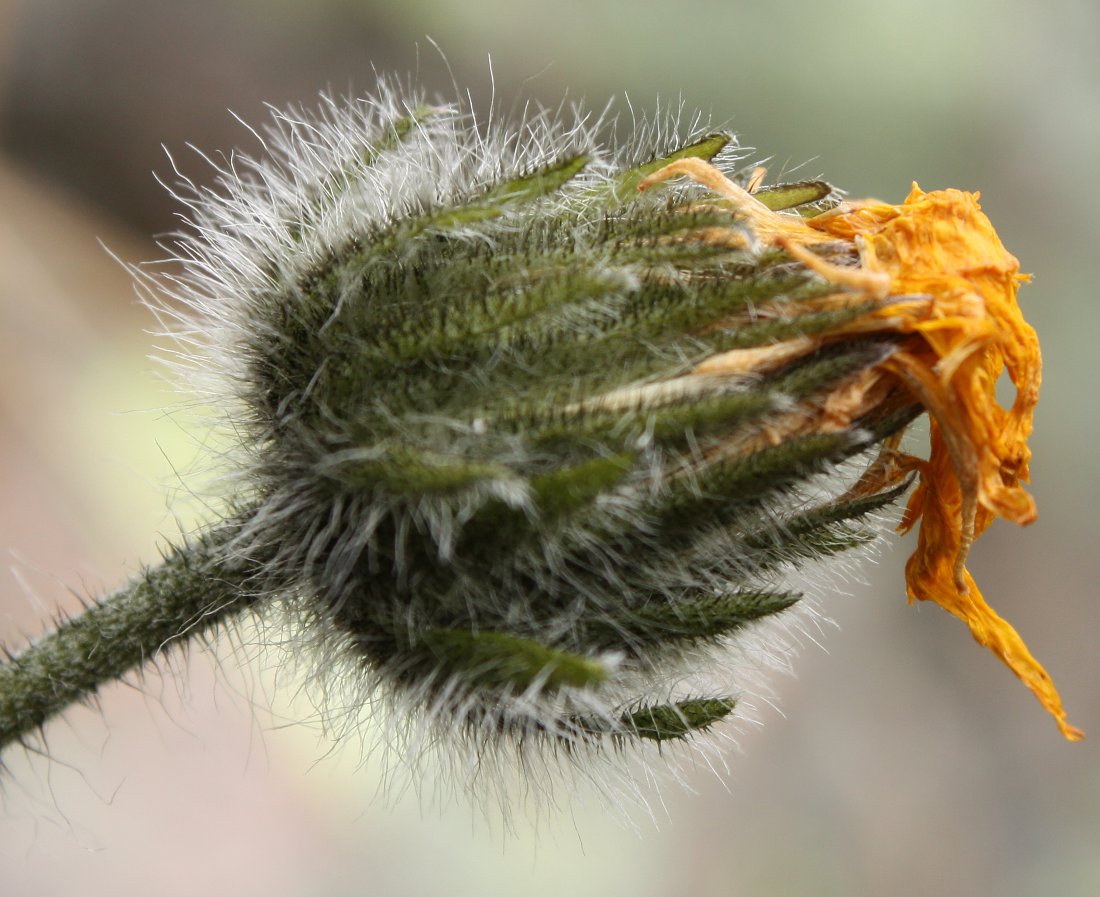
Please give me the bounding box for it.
[417,629,608,692]
[530,452,636,518]
[430,154,591,230]
[625,698,737,742]
[753,180,833,212]
[626,590,802,644]
[608,133,732,203]
[330,446,516,496]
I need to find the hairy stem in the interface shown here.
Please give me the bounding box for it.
[0,521,263,751]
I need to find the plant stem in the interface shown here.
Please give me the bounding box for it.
[0,521,262,751]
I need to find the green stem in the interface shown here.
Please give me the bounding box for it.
[0,522,263,751]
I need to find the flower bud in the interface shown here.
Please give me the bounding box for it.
[5,78,1073,804]
[147,85,917,774]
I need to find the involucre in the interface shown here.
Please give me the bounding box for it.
[0,78,1078,808]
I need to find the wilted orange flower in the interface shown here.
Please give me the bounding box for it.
[641,162,1082,741]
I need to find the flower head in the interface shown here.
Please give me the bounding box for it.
[130,80,1077,807]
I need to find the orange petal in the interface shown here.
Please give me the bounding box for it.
[903,462,1083,742]
[643,160,1078,739]
[816,185,1078,739]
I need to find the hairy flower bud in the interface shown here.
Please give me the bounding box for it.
[0,78,1077,808]
[149,85,907,750]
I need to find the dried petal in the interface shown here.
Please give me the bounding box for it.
[644,164,1080,740]
[814,186,1081,741]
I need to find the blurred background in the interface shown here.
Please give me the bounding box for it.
[1,1,1097,895]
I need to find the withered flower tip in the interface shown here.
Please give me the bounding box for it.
[641,162,1082,741]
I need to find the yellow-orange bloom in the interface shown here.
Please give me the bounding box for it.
[640,163,1081,741]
